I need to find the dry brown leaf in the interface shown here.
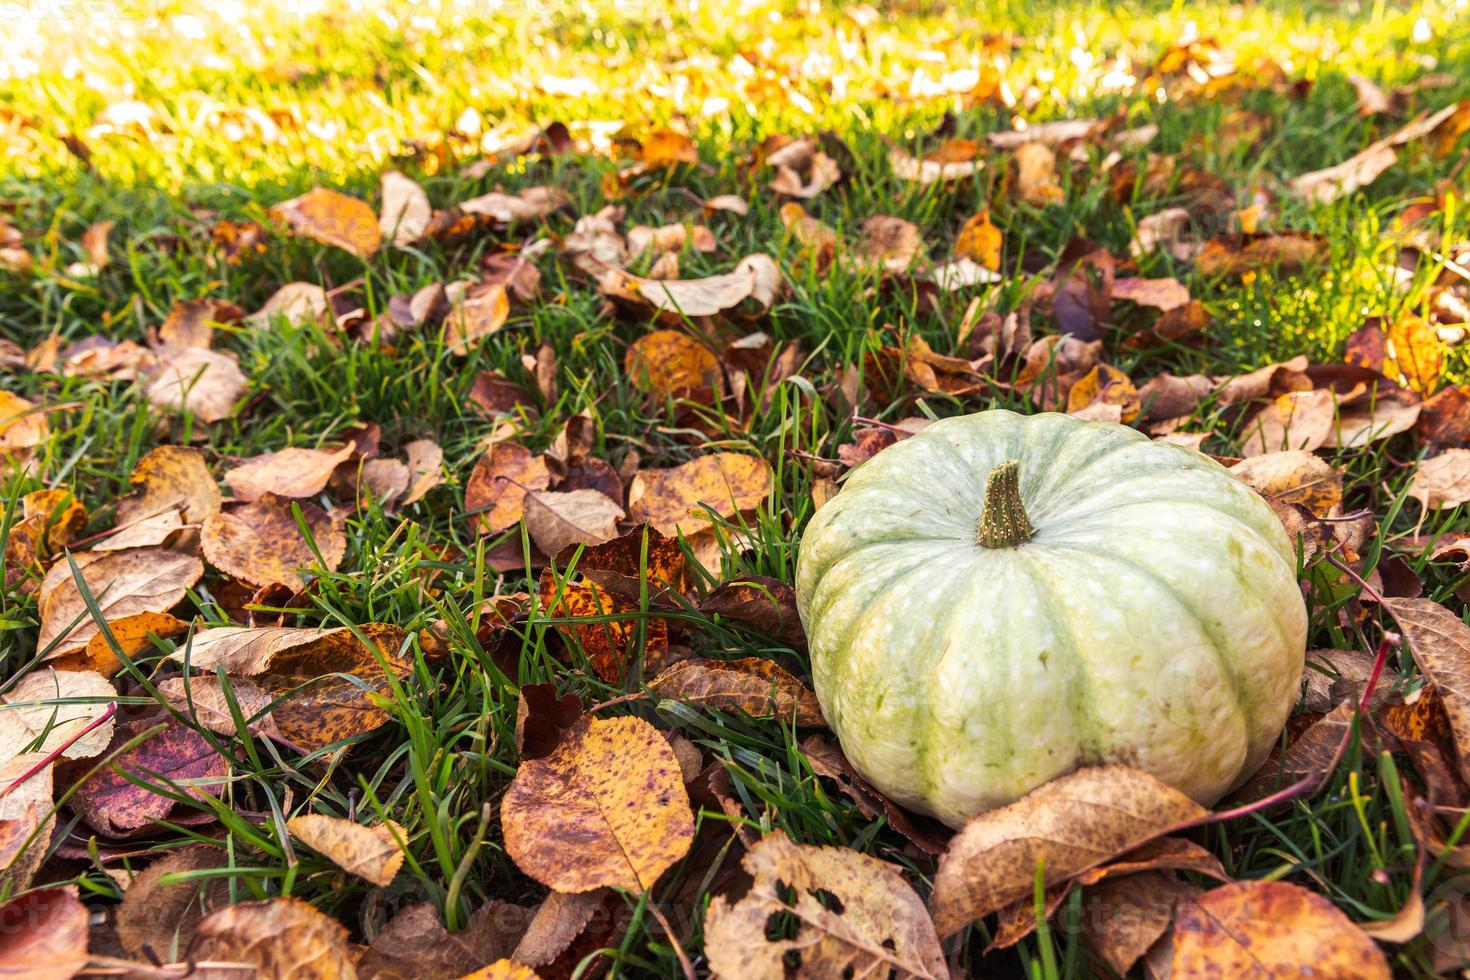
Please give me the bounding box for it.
[560,523,692,602]
[380,170,432,247]
[523,489,625,559]
[799,736,951,855]
[245,282,331,330]
[501,715,694,893]
[701,575,804,646]
[1112,276,1191,311]
[1067,363,1140,423]
[0,668,116,766]
[37,547,203,656]
[288,814,406,887]
[157,674,282,739]
[1229,451,1344,517]
[155,298,242,357]
[1239,389,1337,456]
[538,571,667,683]
[1411,449,1470,510]
[930,765,1206,936]
[704,829,948,980]
[115,844,228,959]
[456,963,543,980]
[955,211,1003,271]
[770,150,841,199]
[650,658,824,726]
[1288,142,1398,204]
[1382,597,1470,786]
[1323,397,1420,448]
[358,901,525,980]
[1130,207,1193,260]
[224,442,355,501]
[1014,142,1064,205]
[626,222,716,257]
[1172,881,1389,979]
[600,254,779,317]
[143,348,247,423]
[625,330,721,399]
[116,445,220,527]
[57,610,187,676]
[854,215,922,274]
[165,623,403,676]
[889,142,983,183]
[465,442,551,535]
[0,392,46,461]
[193,897,359,979]
[459,186,568,225]
[626,452,771,537]
[72,713,228,836]
[444,281,510,355]
[201,494,347,591]
[0,752,54,891]
[0,887,89,980]
[1081,872,1200,976]
[401,439,444,506]
[1194,232,1327,277]
[271,186,381,258]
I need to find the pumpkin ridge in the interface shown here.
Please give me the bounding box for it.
[1049,542,1256,744]
[915,565,991,804]
[802,538,966,630]
[1040,494,1289,563]
[1021,420,1145,521]
[1011,550,1098,770]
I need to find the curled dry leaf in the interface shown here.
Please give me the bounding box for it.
[465,442,552,535]
[1323,397,1421,449]
[523,489,625,559]
[444,281,510,356]
[0,887,89,980]
[380,170,432,247]
[271,186,381,258]
[287,814,406,887]
[193,897,359,980]
[1410,449,1470,510]
[245,281,330,329]
[537,571,669,683]
[625,330,721,400]
[1229,451,1344,517]
[1014,142,1064,205]
[701,575,804,646]
[115,844,229,959]
[72,713,228,836]
[116,444,221,526]
[60,610,188,676]
[854,215,923,274]
[500,715,695,893]
[650,657,825,726]
[704,829,948,980]
[1194,232,1327,278]
[1386,311,1444,395]
[224,442,355,501]
[1382,597,1470,785]
[1288,141,1398,204]
[1081,872,1201,976]
[37,547,203,656]
[889,141,983,184]
[0,668,116,766]
[459,186,569,225]
[1172,881,1389,979]
[201,493,347,591]
[562,523,692,602]
[1112,276,1190,311]
[166,623,405,676]
[155,298,242,357]
[600,253,780,318]
[930,765,1206,936]
[626,452,772,537]
[143,348,247,423]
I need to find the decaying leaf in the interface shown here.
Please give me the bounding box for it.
[201,493,347,591]
[193,897,359,979]
[157,674,282,739]
[224,442,355,501]
[72,713,228,836]
[523,489,625,558]
[0,887,89,980]
[1081,872,1200,976]
[626,452,771,537]
[704,829,948,980]
[143,348,247,423]
[116,444,221,527]
[466,442,552,535]
[1382,597,1470,785]
[930,765,1206,936]
[701,575,804,646]
[625,330,721,399]
[650,658,824,726]
[1239,389,1336,456]
[1411,450,1470,511]
[271,186,381,258]
[0,668,116,766]
[287,814,406,886]
[1014,142,1064,205]
[955,210,1003,271]
[380,170,432,247]
[1172,881,1389,979]
[444,281,510,355]
[36,547,203,656]
[889,141,983,184]
[600,254,780,318]
[501,715,694,893]
[115,844,229,959]
[1229,451,1344,517]
[0,752,54,891]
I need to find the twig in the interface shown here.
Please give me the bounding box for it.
[647,901,696,980]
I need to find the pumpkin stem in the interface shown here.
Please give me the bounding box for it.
[976,459,1034,548]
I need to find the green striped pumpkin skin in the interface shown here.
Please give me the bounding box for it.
[795,410,1307,829]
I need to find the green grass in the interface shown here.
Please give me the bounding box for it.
[3,0,1470,975]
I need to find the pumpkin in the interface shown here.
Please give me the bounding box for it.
[795,410,1307,828]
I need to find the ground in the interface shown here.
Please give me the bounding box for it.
[2,0,1470,976]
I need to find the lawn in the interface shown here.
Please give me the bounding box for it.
[2,0,1470,976]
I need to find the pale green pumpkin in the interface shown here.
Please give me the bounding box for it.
[795,410,1307,828]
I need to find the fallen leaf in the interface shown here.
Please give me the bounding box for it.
[1138,373,1212,422]
[1194,232,1327,277]
[400,439,444,506]
[955,210,1003,271]
[288,814,406,887]
[115,844,228,959]
[1229,451,1344,516]
[1082,872,1200,976]
[143,348,247,423]
[700,576,804,646]
[224,442,355,501]
[1014,142,1064,205]
[515,683,583,759]
[0,887,89,980]
[116,445,221,526]
[561,523,692,602]
[523,489,625,558]
[1418,385,1470,450]
[501,715,694,893]
[704,829,947,979]
[1288,141,1398,204]
[444,281,510,355]
[988,120,1102,148]
[245,282,330,329]
[457,962,542,980]
[600,254,779,318]
[1066,363,1140,423]
[37,547,203,657]
[1386,311,1444,395]
[1323,397,1421,448]
[625,330,721,399]
[1130,207,1193,260]
[626,453,771,537]
[1411,450,1470,510]
[72,713,228,836]
[155,298,242,357]
[889,142,983,183]
[1382,597,1470,785]
[537,574,668,683]
[1112,276,1190,311]
[930,765,1206,936]
[201,494,347,591]
[0,668,116,766]
[799,736,951,855]
[854,215,922,274]
[1239,389,1337,456]
[271,186,381,258]
[0,753,54,890]
[465,442,552,535]
[157,674,282,739]
[193,897,359,979]
[459,186,568,225]
[380,170,432,247]
[1172,881,1389,979]
[650,658,824,726]
[1349,74,1391,115]
[0,392,48,463]
[358,901,525,980]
